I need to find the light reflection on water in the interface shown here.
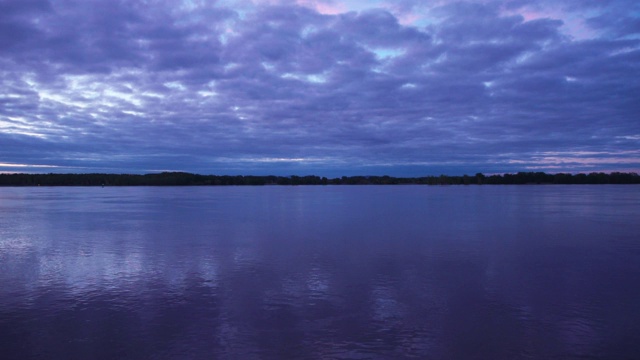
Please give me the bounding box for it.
[1,185,640,359]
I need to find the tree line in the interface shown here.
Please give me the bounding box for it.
[0,171,638,186]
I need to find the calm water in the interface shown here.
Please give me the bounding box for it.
[1,185,639,359]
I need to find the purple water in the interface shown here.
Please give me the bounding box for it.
[1,185,639,359]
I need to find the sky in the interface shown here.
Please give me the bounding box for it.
[1,0,639,176]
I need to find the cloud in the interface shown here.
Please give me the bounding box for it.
[0,0,639,176]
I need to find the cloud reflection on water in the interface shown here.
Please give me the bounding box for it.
[1,186,639,359]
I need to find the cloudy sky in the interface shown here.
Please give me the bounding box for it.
[1,0,639,176]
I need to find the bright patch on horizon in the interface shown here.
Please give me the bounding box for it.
[508,150,640,167]
[617,135,640,140]
[215,156,334,164]
[0,162,59,168]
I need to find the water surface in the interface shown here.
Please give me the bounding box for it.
[1,185,639,359]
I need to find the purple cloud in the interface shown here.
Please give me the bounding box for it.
[0,0,639,175]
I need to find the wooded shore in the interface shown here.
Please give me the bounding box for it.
[1,172,639,186]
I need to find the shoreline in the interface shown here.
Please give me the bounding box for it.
[1,171,639,186]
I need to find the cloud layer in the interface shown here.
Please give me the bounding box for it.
[1,0,639,175]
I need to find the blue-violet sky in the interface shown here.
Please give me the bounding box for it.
[1,0,639,176]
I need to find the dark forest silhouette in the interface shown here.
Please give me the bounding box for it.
[0,171,639,186]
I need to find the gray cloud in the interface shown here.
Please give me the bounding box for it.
[0,0,638,176]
